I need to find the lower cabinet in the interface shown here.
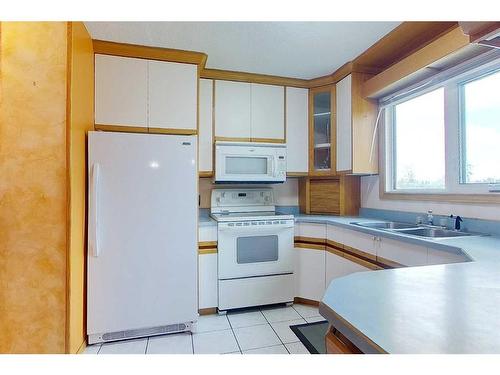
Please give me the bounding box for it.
[198,253,218,310]
[294,247,326,302]
[325,250,371,287]
[341,228,378,261]
[377,238,428,267]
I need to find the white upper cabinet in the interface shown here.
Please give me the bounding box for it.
[95,54,148,127]
[148,60,197,130]
[335,73,379,175]
[336,74,352,172]
[214,81,286,141]
[199,79,213,173]
[286,87,309,173]
[214,80,252,139]
[250,84,285,140]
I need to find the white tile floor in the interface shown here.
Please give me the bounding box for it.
[84,303,326,354]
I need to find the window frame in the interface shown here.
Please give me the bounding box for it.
[381,58,500,203]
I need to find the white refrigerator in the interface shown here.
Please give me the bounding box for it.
[87,131,198,344]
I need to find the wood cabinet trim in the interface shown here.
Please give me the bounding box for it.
[250,138,286,144]
[198,248,218,255]
[95,123,198,135]
[362,26,471,98]
[95,124,147,133]
[148,127,197,135]
[214,136,252,142]
[198,241,218,248]
[343,244,377,262]
[294,242,326,251]
[294,236,326,245]
[198,241,218,255]
[287,172,308,177]
[199,171,214,178]
[198,307,217,315]
[293,297,320,306]
[325,329,362,354]
[93,39,207,66]
[376,255,404,269]
[201,68,309,88]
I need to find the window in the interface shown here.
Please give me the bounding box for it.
[393,88,445,190]
[460,69,500,184]
[384,58,500,198]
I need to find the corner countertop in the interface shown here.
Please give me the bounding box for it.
[292,214,500,353]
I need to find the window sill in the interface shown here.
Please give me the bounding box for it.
[380,190,500,204]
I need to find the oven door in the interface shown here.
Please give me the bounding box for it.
[217,220,294,280]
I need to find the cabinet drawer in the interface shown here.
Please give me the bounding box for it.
[199,226,217,243]
[295,223,327,241]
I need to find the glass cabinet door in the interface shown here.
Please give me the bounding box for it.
[311,87,334,173]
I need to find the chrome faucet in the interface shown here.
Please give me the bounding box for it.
[449,215,463,231]
[427,210,434,225]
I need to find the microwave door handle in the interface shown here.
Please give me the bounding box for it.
[272,157,277,177]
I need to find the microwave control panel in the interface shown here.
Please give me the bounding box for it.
[276,154,286,177]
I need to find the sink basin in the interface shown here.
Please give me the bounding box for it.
[398,228,475,238]
[352,221,419,230]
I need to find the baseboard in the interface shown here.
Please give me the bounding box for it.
[294,297,320,306]
[198,307,217,315]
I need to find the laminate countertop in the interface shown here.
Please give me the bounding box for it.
[292,214,500,353]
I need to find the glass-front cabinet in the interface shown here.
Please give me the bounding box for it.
[309,85,335,175]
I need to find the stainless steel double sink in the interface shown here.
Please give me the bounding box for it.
[351,221,479,239]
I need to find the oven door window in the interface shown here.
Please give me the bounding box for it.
[226,157,268,175]
[236,235,278,264]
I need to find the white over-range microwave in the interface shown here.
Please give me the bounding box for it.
[214,141,287,183]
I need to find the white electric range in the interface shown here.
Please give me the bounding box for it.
[210,188,295,311]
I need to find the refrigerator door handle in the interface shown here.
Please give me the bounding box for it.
[89,163,100,257]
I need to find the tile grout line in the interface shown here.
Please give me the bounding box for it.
[260,307,291,354]
[226,314,243,354]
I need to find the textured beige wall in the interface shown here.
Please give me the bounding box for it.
[0,22,68,353]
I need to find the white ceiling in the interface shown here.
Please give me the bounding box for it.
[85,22,401,79]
